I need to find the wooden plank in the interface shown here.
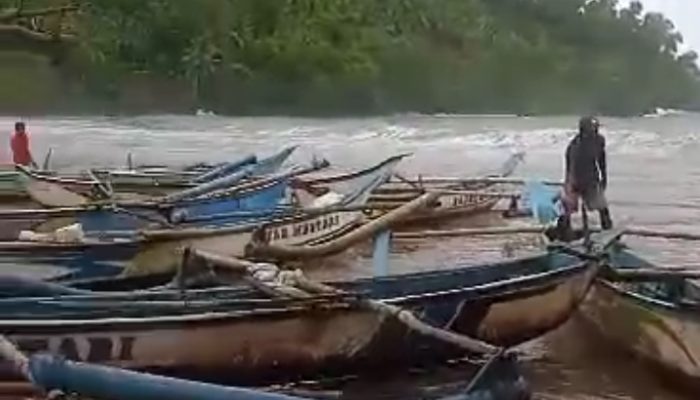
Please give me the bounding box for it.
[394,225,546,240]
[388,176,562,186]
[606,268,700,282]
[626,227,700,241]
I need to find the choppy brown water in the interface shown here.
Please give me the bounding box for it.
[4,112,700,399]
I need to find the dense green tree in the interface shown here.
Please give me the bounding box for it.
[0,0,698,115]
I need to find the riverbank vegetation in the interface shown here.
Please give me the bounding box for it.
[1,0,699,116]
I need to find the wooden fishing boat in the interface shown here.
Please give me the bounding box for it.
[16,155,301,209]
[106,156,415,277]
[0,154,402,239]
[1,151,333,237]
[0,239,142,281]
[579,248,700,392]
[0,234,609,385]
[0,174,291,240]
[0,156,407,279]
[516,176,700,394]
[91,146,298,195]
[0,166,27,200]
[2,339,530,400]
[0,147,297,201]
[353,153,524,225]
[0,149,58,201]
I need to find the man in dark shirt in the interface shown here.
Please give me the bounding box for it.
[559,116,613,233]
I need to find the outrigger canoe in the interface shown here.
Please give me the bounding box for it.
[90,146,299,195]
[0,147,298,201]
[0,156,406,280]
[579,247,700,392]
[358,153,524,225]
[0,233,610,385]
[0,172,291,239]
[2,340,530,400]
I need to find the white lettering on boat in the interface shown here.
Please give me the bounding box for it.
[265,213,343,242]
[446,193,489,209]
[14,335,135,362]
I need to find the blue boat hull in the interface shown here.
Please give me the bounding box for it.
[77,179,288,233]
[29,354,304,400]
[0,241,141,281]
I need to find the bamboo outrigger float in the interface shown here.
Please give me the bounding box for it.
[0,335,530,400]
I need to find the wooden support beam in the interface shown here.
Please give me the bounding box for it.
[625,227,700,241]
[394,225,546,240]
[189,249,500,355]
[605,268,700,282]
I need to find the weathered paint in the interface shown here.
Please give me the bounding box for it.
[0,171,28,199]
[367,191,500,224]
[28,354,308,400]
[125,211,364,276]
[455,265,597,346]
[6,308,385,378]
[580,281,700,387]
[0,253,596,383]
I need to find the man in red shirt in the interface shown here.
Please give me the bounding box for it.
[11,122,37,168]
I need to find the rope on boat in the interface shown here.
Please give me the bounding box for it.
[188,248,500,356]
[245,192,442,259]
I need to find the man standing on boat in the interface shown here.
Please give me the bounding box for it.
[552,116,613,239]
[11,122,37,168]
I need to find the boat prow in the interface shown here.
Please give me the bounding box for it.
[580,245,700,393]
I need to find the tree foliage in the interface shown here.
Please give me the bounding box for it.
[2,0,700,115]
